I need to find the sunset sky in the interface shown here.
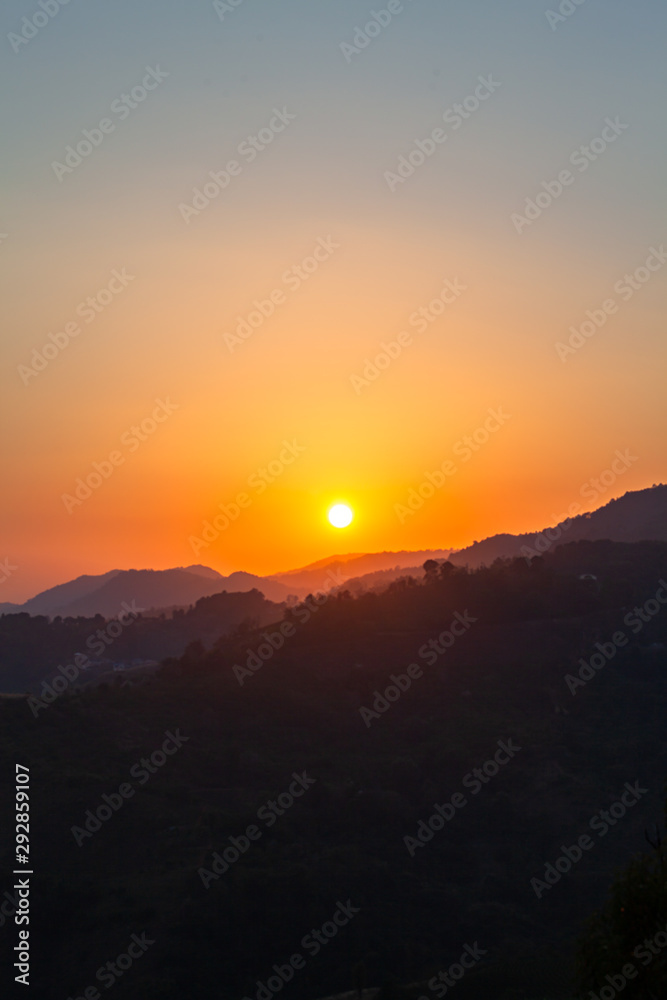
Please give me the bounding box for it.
[2,0,666,602]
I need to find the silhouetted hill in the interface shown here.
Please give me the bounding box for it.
[3,487,664,619]
[182,564,226,580]
[0,587,282,693]
[1,539,665,997]
[0,566,292,619]
[450,485,667,568]
[54,568,225,618]
[341,564,428,595]
[270,549,452,594]
[216,571,293,605]
[0,569,122,617]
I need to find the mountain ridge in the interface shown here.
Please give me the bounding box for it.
[449,483,667,569]
[2,485,664,617]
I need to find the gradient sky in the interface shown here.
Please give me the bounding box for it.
[2,0,666,602]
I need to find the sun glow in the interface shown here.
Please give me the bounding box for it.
[328,504,353,528]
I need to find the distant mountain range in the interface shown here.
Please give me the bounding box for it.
[0,566,293,620]
[448,483,667,569]
[274,486,667,595]
[268,549,453,593]
[2,486,664,618]
[0,554,452,620]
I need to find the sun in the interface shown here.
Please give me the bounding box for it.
[328,503,353,528]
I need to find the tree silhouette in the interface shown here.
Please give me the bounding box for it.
[575,789,667,999]
[423,559,439,581]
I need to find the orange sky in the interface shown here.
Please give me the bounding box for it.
[2,1,665,603]
[4,213,661,601]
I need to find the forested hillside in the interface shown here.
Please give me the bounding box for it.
[0,540,666,998]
